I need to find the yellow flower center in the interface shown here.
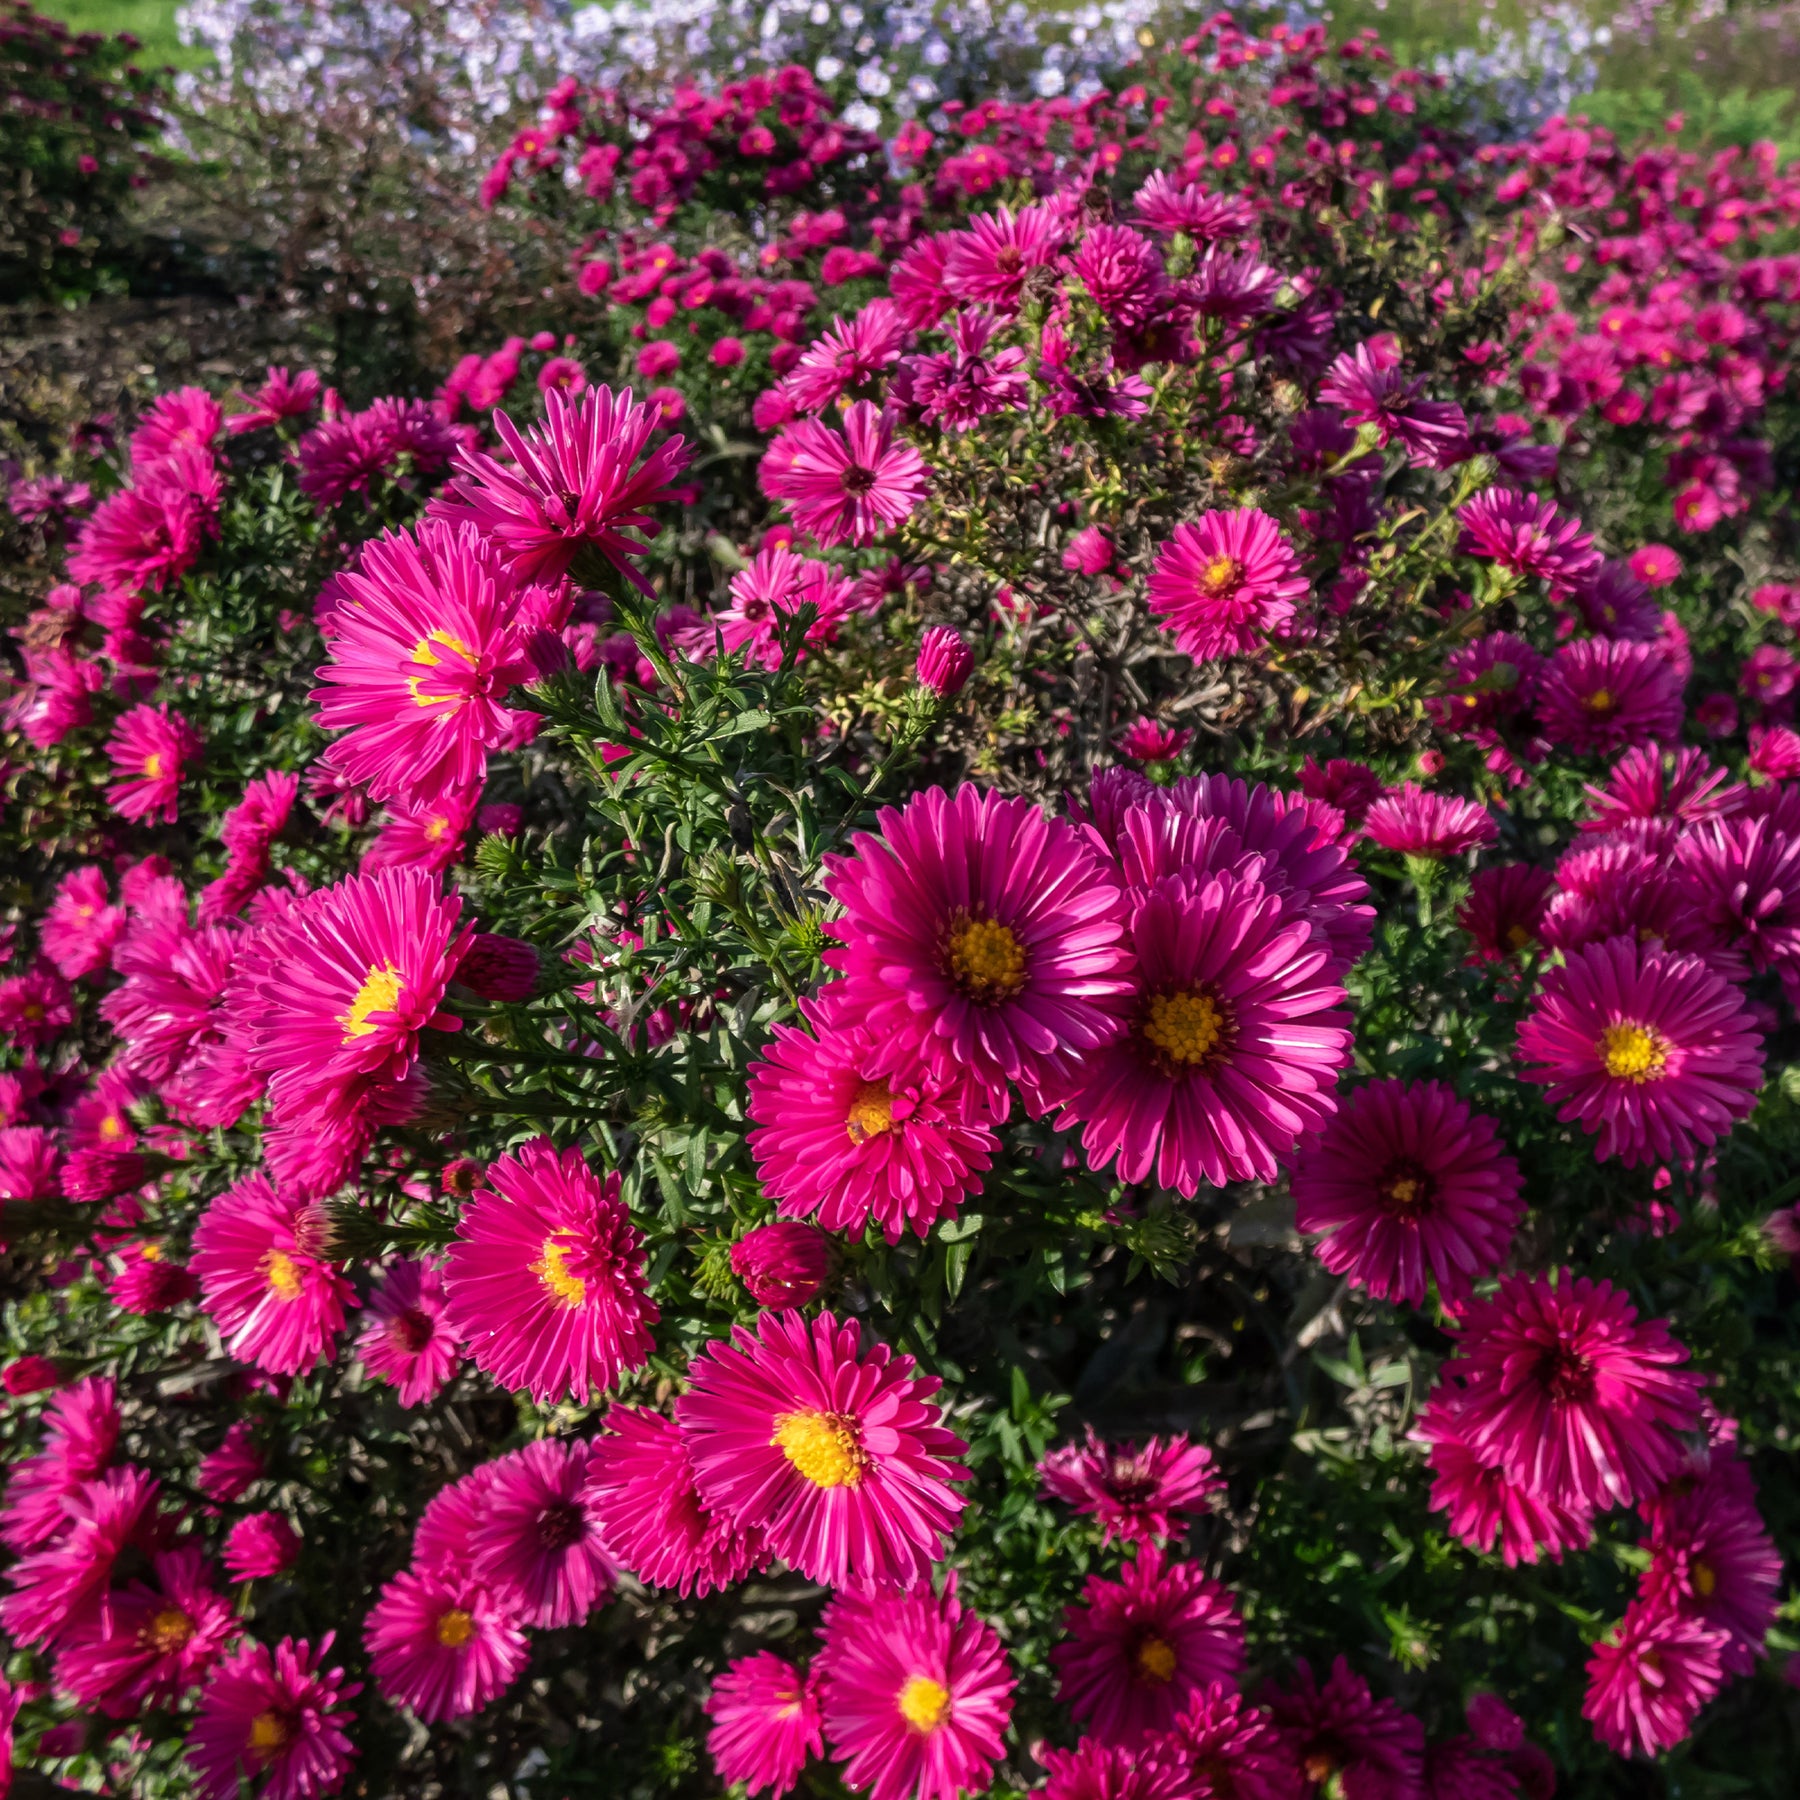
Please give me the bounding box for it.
[248,1711,290,1756]
[845,1080,896,1144]
[771,1408,869,1488]
[532,1237,587,1308]
[435,1608,475,1648]
[262,1249,304,1300]
[143,751,166,778]
[1142,989,1227,1068]
[1386,1174,1423,1208]
[424,814,451,842]
[340,962,403,1042]
[141,1241,163,1261]
[943,913,1028,1003]
[1198,553,1242,597]
[898,1674,951,1732]
[1599,1022,1669,1083]
[1505,922,1533,950]
[406,630,479,708]
[1135,1634,1178,1683]
[1693,1560,1717,1599]
[1583,686,1616,713]
[99,1112,126,1140]
[144,1606,195,1654]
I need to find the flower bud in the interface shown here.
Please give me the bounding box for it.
[1060,524,1113,574]
[223,1511,302,1582]
[2,1354,65,1396]
[60,1147,148,1203]
[457,932,541,1002]
[916,627,973,699]
[729,1221,829,1310]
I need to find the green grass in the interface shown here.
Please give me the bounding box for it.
[34,0,196,69]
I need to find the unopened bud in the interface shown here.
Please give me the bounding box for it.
[916,626,973,698]
[457,932,541,1003]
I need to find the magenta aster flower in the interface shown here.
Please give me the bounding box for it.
[1170,1682,1305,1800]
[41,865,124,979]
[1052,1548,1244,1747]
[677,1308,969,1592]
[730,1221,829,1310]
[715,545,856,668]
[1630,544,1683,588]
[1516,937,1763,1167]
[813,1582,1015,1800]
[434,384,690,589]
[1536,638,1685,756]
[356,1257,461,1406]
[1118,718,1193,764]
[1446,1271,1705,1512]
[108,1241,199,1315]
[105,703,202,824]
[1038,1426,1223,1547]
[0,1124,61,1204]
[198,1421,265,1504]
[1424,633,1545,737]
[360,787,478,875]
[1415,1392,1593,1566]
[1456,864,1555,963]
[310,519,541,806]
[1571,560,1660,641]
[186,1633,360,1800]
[0,963,74,1049]
[823,784,1131,1107]
[223,1512,302,1582]
[1036,1737,1202,1800]
[1674,816,1800,1001]
[584,1406,768,1597]
[1457,489,1601,590]
[746,986,999,1242]
[1362,786,1498,858]
[1581,743,1741,837]
[1133,171,1257,240]
[441,1137,657,1405]
[760,402,929,548]
[364,1566,528,1722]
[1641,1447,1781,1676]
[245,864,471,1145]
[54,1544,238,1715]
[1068,223,1169,330]
[1582,1601,1726,1759]
[782,299,908,413]
[1147,509,1309,663]
[0,1466,162,1650]
[1318,343,1470,468]
[467,1439,615,1629]
[67,450,220,600]
[0,1375,119,1554]
[190,1176,355,1377]
[940,203,1065,307]
[1290,1079,1524,1311]
[706,1652,823,1798]
[1044,870,1352,1194]
[1264,1657,1425,1800]
[103,917,238,1085]
[131,386,223,469]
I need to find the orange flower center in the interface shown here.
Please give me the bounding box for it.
[845,1080,896,1144]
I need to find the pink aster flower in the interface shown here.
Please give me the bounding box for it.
[822,784,1131,1108]
[55,1544,238,1715]
[67,449,220,600]
[467,1439,615,1629]
[310,518,541,805]
[41,866,124,979]
[1583,1601,1726,1759]
[1415,1391,1593,1566]
[198,1421,265,1504]
[1445,1271,1705,1513]
[223,1512,302,1582]
[1516,937,1763,1167]
[1068,223,1169,330]
[364,1566,528,1721]
[1043,869,1352,1195]
[244,864,471,1144]
[782,300,908,414]
[813,1582,1015,1800]
[441,1137,658,1405]
[1171,1683,1305,1800]
[706,1652,823,1798]
[746,986,999,1243]
[760,402,929,548]
[1535,638,1685,756]
[1133,171,1258,240]
[356,1258,461,1406]
[1290,1079,1524,1311]
[1147,509,1308,663]
[1038,1426,1222,1546]
[103,916,237,1084]
[1362,787,1498,858]
[1675,816,1800,1000]
[131,387,223,470]
[190,1175,356,1377]
[1118,718,1193,764]
[731,1221,829,1309]
[584,1406,768,1597]
[1571,560,1660,642]
[1457,489,1600,590]
[0,963,73,1049]
[360,787,478,875]
[1425,633,1545,737]
[108,1241,199,1314]
[0,1124,61,1204]
[1265,1657,1425,1800]
[1318,343,1470,468]
[443,380,682,568]
[1035,1737,1202,1800]
[228,364,322,434]
[187,1633,359,1800]
[0,1376,119,1553]
[677,1308,969,1592]
[715,545,856,668]
[105,704,202,824]
[1052,1548,1244,1747]
[1581,743,1741,836]
[940,203,1065,307]
[1629,544,1682,588]
[0,1466,163,1650]
[1456,864,1555,963]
